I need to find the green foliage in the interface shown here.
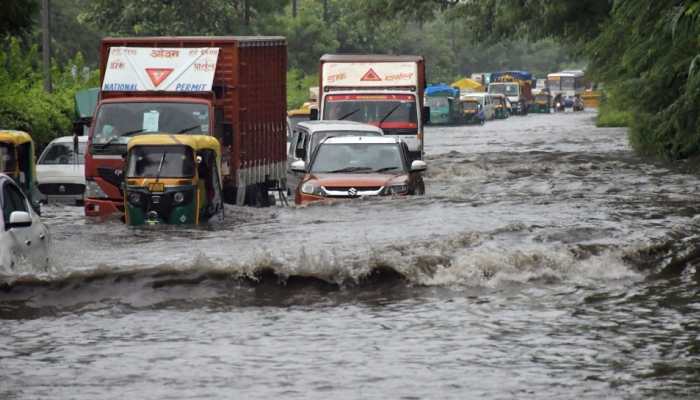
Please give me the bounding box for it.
[287,69,318,109]
[0,37,99,147]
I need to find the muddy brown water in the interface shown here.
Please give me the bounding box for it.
[2,111,700,399]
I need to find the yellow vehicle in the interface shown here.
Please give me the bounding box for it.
[124,134,223,226]
[0,130,41,211]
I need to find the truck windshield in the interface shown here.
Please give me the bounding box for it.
[127,145,195,178]
[0,144,17,173]
[39,142,86,165]
[323,95,417,128]
[92,102,209,145]
[489,84,519,96]
[426,97,449,110]
[311,143,404,173]
[463,101,480,111]
[560,77,575,90]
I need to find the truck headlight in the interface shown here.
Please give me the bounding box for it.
[86,179,108,199]
[301,181,323,196]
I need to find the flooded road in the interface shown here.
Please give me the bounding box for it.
[2,111,700,399]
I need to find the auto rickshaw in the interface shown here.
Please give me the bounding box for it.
[124,134,224,226]
[531,92,552,113]
[492,94,510,119]
[0,130,41,212]
[461,98,485,125]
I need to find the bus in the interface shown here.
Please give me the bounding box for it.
[546,70,585,102]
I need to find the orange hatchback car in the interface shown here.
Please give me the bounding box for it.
[291,136,426,204]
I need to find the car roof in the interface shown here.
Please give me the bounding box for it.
[297,120,383,134]
[321,136,399,145]
[48,135,89,144]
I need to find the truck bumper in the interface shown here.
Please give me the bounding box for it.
[84,198,122,218]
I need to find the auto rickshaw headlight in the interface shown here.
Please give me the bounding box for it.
[128,192,142,205]
[173,191,185,204]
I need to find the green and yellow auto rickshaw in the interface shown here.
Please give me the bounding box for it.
[492,94,510,119]
[124,134,224,226]
[0,130,41,212]
[531,92,552,113]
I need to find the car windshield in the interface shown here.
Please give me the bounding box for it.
[311,143,404,173]
[0,143,17,173]
[489,84,519,96]
[309,130,382,156]
[426,97,449,109]
[127,145,194,178]
[92,102,209,145]
[38,142,86,165]
[323,95,417,126]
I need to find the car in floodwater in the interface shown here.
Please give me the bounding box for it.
[291,136,426,205]
[0,173,50,270]
[287,120,384,194]
[36,136,88,205]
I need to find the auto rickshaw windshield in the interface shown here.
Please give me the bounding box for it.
[0,143,17,173]
[127,145,195,178]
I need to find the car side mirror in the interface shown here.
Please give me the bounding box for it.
[309,108,319,121]
[8,211,32,229]
[410,160,427,172]
[422,106,430,124]
[291,160,306,172]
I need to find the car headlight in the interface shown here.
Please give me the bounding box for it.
[85,179,108,199]
[386,184,409,195]
[173,191,185,204]
[301,181,323,196]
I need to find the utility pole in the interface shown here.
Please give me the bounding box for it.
[292,0,297,17]
[243,0,250,27]
[41,0,52,93]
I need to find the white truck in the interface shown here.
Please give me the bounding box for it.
[317,54,427,160]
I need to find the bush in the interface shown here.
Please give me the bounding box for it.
[0,37,98,148]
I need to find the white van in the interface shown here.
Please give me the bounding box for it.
[460,93,496,120]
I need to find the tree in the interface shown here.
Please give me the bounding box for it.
[0,0,39,37]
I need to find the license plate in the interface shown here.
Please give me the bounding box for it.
[148,182,165,192]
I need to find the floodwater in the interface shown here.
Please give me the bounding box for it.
[2,111,700,399]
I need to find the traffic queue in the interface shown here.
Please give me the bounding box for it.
[0,35,597,250]
[0,35,605,270]
[423,70,592,126]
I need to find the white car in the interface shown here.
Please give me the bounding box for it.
[0,174,50,270]
[37,136,87,205]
